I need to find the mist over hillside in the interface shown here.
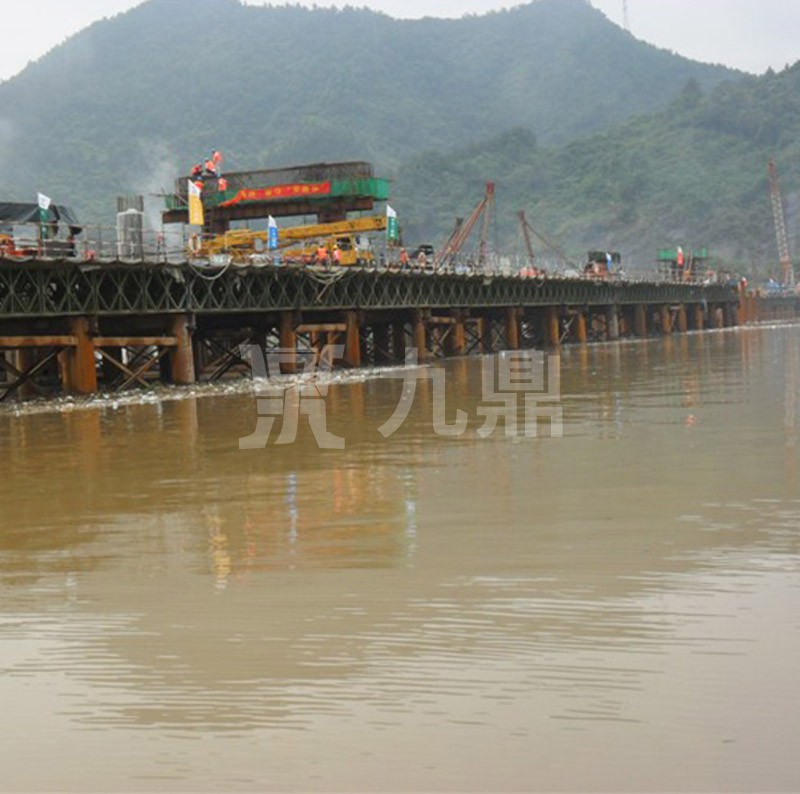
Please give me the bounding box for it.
[0,0,735,222]
[392,63,800,272]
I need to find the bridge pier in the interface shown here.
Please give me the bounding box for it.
[574,309,588,343]
[452,313,467,356]
[693,304,705,331]
[659,305,672,335]
[413,309,429,361]
[169,314,196,385]
[279,311,297,373]
[344,311,361,368]
[634,304,648,337]
[545,306,560,349]
[505,307,520,350]
[676,305,688,334]
[606,305,620,341]
[61,317,97,395]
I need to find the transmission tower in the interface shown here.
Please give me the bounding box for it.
[768,159,795,287]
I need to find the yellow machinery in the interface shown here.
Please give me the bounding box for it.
[189,215,387,264]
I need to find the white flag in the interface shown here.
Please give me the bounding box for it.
[386,204,397,219]
[37,193,52,211]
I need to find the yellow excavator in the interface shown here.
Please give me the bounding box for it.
[189,215,387,264]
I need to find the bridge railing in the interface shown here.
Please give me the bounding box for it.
[0,223,745,290]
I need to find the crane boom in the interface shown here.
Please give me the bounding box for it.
[518,210,536,266]
[433,182,495,270]
[517,210,576,270]
[768,159,795,287]
[279,215,387,241]
[194,215,387,259]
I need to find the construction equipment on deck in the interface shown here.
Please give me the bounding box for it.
[517,210,577,274]
[768,159,795,288]
[189,214,386,264]
[433,182,496,271]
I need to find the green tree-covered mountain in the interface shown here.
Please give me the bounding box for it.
[392,65,800,274]
[0,0,735,218]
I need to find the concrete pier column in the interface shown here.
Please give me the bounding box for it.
[169,314,196,385]
[505,307,520,351]
[713,306,725,329]
[62,316,97,394]
[660,305,672,335]
[279,311,297,373]
[344,311,361,368]
[574,310,588,343]
[676,304,688,334]
[634,304,647,337]
[606,305,620,340]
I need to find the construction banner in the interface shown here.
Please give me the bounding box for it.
[220,181,332,207]
[187,180,204,227]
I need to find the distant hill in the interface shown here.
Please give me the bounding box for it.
[392,64,800,274]
[0,0,736,219]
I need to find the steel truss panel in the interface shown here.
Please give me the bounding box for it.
[0,261,739,320]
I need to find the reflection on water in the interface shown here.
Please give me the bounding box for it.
[1,326,799,791]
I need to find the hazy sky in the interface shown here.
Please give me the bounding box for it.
[0,0,798,82]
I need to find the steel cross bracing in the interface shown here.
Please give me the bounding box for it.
[0,262,737,319]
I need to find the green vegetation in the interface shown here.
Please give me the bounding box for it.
[0,0,732,217]
[1,0,795,273]
[392,66,800,274]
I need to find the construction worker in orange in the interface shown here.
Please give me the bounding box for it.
[399,247,409,268]
[315,243,329,267]
[332,244,342,266]
[676,245,685,281]
[218,177,228,192]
